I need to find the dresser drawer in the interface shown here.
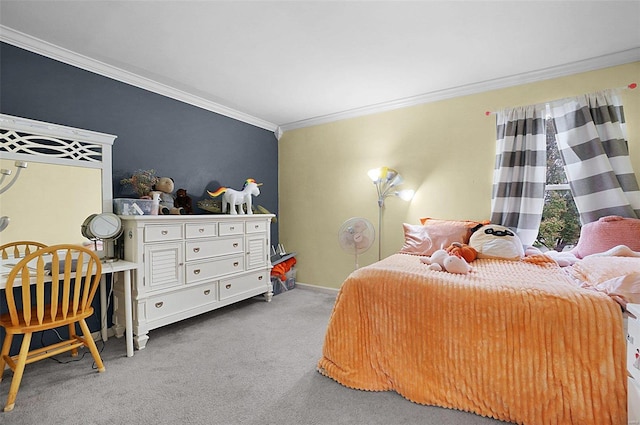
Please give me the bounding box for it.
[185,237,244,261]
[144,224,183,242]
[185,255,244,283]
[219,221,244,236]
[628,304,640,382]
[146,283,217,322]
[219,271,269,300]
[246,220,267,234]
[185,222,217,239]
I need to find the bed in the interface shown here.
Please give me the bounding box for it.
[317,248,637,424]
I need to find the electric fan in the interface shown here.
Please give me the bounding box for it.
[338,217,375,269]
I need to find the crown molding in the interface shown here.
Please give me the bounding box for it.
[0,25,278,133]
[2,25,637,139]
[278,47,640,134]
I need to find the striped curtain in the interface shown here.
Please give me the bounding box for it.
[550,90,640,223]
[491,105,547,246]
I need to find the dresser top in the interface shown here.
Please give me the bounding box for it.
[118,214,274,222]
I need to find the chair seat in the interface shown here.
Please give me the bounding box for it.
[0,306,95,334]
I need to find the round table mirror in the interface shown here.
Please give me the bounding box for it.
[81,213,123,261]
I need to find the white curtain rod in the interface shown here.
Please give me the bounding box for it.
[484,82,637,116]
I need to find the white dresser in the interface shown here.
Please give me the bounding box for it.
[114,214,274,350]
[628,303,640,425]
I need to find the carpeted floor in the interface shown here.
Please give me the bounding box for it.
[1,286,507,425]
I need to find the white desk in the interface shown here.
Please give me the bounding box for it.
[1,259,138,358]
[97,260,138,357]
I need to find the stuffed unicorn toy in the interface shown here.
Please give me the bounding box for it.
[207,178,262,215]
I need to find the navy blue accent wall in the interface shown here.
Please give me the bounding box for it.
[0,42,279,243]
[1,42,279,353]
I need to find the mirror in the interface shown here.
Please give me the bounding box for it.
[81,213,122,241]
[0,113,116,250]
[0,160,103,245]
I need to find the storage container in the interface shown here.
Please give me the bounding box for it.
[271,267,296,296]
[114,198,158,215]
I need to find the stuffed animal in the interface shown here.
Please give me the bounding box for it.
[420,248,472,274]
[468,223,524,260]
[150,177,185,215]
[175,188,193,214]
[207,178,262,215]
[445,242,478,263]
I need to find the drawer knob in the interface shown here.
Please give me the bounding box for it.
[233,262,239,267]
[155,302,164,308]
[233,243,238,248]
[199,228,205,233]
[258,275,263,280]
[161,230,168,235]
[193,269,201,275]
[193,247,200,253]
[226,284,232,289]
[230,226,235,230]
[254,224,259,229]
[204,289,211,295]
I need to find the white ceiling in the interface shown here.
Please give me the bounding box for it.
[1,1,639,134]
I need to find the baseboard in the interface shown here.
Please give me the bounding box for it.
[295,282,339,296]
[90,327,116,342]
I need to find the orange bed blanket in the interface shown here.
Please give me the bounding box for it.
[317,254,628,425]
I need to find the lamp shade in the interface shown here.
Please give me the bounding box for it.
[367,166,387,183]
[397,189,415,201]
[389,173,404,187]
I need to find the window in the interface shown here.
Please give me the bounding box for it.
[536,119,581,251]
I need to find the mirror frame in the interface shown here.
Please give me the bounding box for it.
[0,113,117,251]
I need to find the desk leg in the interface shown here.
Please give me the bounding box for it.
[124,270,134,357]
[100,275,108,342]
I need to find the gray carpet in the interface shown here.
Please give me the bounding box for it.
[1,287,507,425]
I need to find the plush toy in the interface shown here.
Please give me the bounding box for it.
[207,178,262,215]
[175,188,193,214]
[469,223,524,260]
[420,248,473,274]
[150,177,185,215]
[445,242,478,263]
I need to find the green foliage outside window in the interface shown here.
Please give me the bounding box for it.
[536,120,581,251]
[538,190,580,251]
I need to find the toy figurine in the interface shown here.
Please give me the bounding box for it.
[207,178,261,215]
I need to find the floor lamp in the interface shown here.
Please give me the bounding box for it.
[368,166,414,260]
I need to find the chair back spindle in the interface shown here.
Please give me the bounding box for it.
[0,241,47,260]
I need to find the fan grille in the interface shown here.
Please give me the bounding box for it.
[338,217,375,267]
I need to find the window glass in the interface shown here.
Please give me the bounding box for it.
[536,120,581,251]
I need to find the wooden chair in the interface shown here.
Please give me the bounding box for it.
[0,241,48,260]
[0,244,105,411]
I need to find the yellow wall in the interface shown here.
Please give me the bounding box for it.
[0,160,103,246]
[278,62,640,289]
